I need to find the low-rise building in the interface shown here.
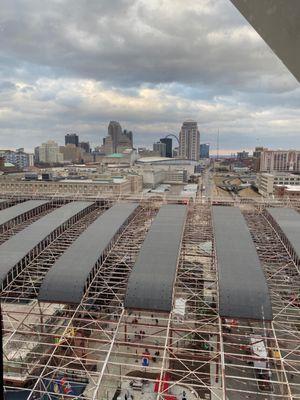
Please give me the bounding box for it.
[258,173,300,197]
[93,150,137,167]
[274,185,300,200]
[0,174,142,196]
[164,169,187,183]
[0,148,33,170]
[139,167,188,187]
[180,183,198,201]
[137,148,161,158]
[140,169,165,188]
[136,157,197,179]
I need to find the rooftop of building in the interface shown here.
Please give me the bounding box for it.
[105,153,125,158]
[261,172,300,177]
[137,157,198,164]
[276,184,300,192]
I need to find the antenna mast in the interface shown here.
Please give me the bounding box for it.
[217,129,220,159]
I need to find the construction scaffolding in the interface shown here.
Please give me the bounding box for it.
[1,195,300,400]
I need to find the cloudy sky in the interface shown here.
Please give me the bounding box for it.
[0,0,299,154]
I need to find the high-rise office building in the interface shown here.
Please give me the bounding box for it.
[108,121,123,152]
[160,138,172,158]
[65,133,79,147]
[102,121,133,154]
[179,120,200,161]
[237,151,249,160]
[35,140,63,164]
[79,141,90,153]
[153,141,167,157]
[60,144,83,163]
[253,146,267,171]
[200,143,210,159]
[123,130,133,148]
[259,149,300,172]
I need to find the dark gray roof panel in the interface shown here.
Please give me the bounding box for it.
[38,202,138,304]
[0,201,93,285]
[0,200,49,226]
[124,204,187,312]
[267,208,300,260]
[213,206,272,321]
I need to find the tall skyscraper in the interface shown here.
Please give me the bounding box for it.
[79,141,90,153]
[259,149,300,172]
[153,141,167,157]
[65,133,79,147]
[123,129,133,148]
[160,138,172,158]
[179,120,200,161]
[103,121,133,154]
[35,140,63,164]
[200,143,210,159]
[108,121,123,152]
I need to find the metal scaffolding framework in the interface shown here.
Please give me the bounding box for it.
[1,195,300,400]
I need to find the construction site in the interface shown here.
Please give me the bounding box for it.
[0,192,299,400]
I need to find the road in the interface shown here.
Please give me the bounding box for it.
[200,167,213,200]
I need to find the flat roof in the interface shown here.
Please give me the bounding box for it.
[124,204,187,312]
[213,206,272,320]
[276,185,300,192]
[262,172,299,177]
[137,157,197,164]
[38,202,138,304]
[0,201,93,286]
[0,200,49,227]
[267,208,300,260]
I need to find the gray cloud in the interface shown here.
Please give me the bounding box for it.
[0,0,299,152]
[0,0,295,88]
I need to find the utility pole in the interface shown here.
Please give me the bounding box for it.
[217,129,220,160]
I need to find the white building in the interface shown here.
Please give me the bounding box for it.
[257,172,300,197]
[164,169,187,183]
[140,169,165,187]
[260,149,300,173]
[35,141,63,164]
[179,120,200,161]
[136,157,197,179]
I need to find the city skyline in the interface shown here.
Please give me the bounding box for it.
[0,0,299,153]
